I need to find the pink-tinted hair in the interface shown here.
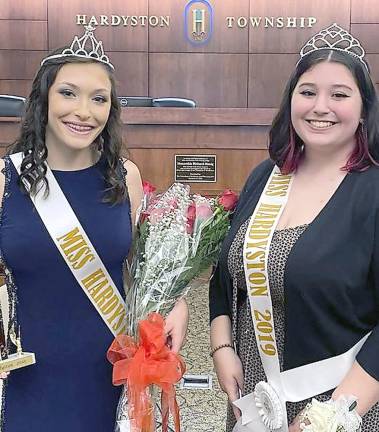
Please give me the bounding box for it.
[344,123,379,171]
[280,124,303,174]
[280,123,378,175]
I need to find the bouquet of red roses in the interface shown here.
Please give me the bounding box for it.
[107,182,238,432]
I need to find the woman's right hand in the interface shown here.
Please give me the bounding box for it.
[213,347,244,420]
[0,372,9,379]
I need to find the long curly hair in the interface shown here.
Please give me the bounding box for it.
[10,51,128,204]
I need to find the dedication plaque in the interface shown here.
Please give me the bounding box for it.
[175,155,216,183]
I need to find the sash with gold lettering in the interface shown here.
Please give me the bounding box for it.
[233,166,370,432]
[10,153,127,337]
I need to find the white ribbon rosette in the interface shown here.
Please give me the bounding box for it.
[254,381,284,430]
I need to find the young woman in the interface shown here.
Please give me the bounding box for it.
[0,27,188,431]
[210,24,379,432]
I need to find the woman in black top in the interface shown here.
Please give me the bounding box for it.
[210,24,379,431]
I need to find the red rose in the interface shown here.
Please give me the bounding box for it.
[142,180,156,194]
[218,189,238,211]
[186,203,196,234]
[139,211,150,224]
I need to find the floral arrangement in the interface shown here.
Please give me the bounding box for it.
[300,396,362,432]
[107,181,238,432]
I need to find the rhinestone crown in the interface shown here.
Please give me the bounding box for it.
[41,25,114,70]
[298,23,368,71]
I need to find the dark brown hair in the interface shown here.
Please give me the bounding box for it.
[11,50,128,204]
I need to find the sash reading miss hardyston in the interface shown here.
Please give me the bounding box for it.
[10,153,127,337]
[232,166,369,432]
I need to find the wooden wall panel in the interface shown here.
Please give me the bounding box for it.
[47,0,148,51]
[249,0,350,53]
[125,125,268,149]
[365,55,379,85]
[111,52,148,96]
[149,0,249,53]
[351,24,379,54]
[149,53,248,107]
[0,0,47,20]
[2,0,379,107]
[121,107,276,126]
[0,51,45,79]
[248,54,297,108]
[0,80,32,97]
[351,0,379,24]
[0,20,47,50]
[0,112,270,195]
[128,148,268,194]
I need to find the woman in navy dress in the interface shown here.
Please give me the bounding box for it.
[0,27,188,431]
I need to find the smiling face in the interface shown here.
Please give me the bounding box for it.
[45,62,112,155]
[291,61,363,154]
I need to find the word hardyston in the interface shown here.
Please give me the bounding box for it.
[76,14,170,27]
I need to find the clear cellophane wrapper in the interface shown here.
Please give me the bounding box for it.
[115,386,156,432]
[108,183,237,432]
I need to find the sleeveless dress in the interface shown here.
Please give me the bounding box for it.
[226,220,379,431]
[0,156,132,431]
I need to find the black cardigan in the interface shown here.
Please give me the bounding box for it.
[209,159,379,381]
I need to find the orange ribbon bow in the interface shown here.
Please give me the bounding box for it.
[107,312,186,432]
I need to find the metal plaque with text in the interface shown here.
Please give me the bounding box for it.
[175,155,216,183]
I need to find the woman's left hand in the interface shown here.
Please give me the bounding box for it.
[164,298,189,353]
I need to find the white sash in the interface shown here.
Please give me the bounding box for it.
[10,153,127,337]
[234,166,369,432]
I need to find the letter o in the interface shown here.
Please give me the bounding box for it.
[237,17,248,28]
[149,16,159,26]
[249,272,266,285]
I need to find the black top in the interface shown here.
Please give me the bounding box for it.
[209,159,379,381]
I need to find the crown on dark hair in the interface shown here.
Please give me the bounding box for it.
[41,25,114,70]
[298,23,368,71]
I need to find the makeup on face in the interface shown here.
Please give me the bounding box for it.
[45,62,112,155]
[291,61,362,152]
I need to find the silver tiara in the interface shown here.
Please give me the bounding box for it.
[40,25,114,70]
[298,23,368,71]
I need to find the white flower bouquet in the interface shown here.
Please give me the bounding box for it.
[107,182,238,432]
[300,396,362,432]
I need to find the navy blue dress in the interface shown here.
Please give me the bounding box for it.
[0,156,132,431]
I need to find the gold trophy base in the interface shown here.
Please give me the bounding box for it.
[0,352,36,373]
